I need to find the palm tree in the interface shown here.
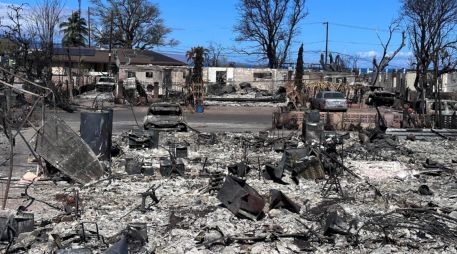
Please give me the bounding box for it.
[60,11,88,100]
[60,11,88,47]
[186,46,208,108]
[186,46,207,83]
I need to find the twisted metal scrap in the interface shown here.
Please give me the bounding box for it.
[356,208,457,244]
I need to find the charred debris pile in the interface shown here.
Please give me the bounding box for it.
[2,116,457,253]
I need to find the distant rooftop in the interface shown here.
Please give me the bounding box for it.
[53,47,187,66]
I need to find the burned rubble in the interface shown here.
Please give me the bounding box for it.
[1,118,457,253]
[3,0,457,252]
[1,73,457,253]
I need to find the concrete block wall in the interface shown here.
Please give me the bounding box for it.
[203,67,290,92]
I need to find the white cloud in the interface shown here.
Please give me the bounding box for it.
[354,50,414,68]
[357,50,378,59]
[394,51,413,58]
[357,50,412,59]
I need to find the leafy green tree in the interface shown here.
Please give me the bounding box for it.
[295,43,304,91]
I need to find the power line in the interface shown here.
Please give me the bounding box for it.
[328,40,403,47]
[302,21,404,33]
[301,21,326,25]
[329,22,389,32]
[329,22,403,33]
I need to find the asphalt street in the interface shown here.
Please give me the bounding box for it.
[1,105,275,178]
[56,105,275,133]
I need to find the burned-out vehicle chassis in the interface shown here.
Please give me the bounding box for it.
[143,102,187,131]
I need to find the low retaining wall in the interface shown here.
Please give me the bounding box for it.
[320,111,403,130]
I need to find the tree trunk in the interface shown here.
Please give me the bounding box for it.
[267,45,277,68]
[66,48,73,101]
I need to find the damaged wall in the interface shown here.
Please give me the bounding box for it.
[203,67,290,92]
[119,65,189,96]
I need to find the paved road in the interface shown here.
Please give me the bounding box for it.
[56,105,275,133]
[1,105,275,178]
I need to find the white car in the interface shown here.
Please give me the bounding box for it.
[95,77,116,92]
[311,91,348,112]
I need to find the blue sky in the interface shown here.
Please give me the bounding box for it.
[0,0,410,67]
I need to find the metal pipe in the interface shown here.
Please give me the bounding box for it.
[0,66,56,113]
[0,66,53,97]
[0,79,41,97]
[2,95,13,210]
[12,97,42,139]
[16,131,44,170]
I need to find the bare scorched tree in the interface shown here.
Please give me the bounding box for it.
[234,0,308,68]
[0,4,36,83]
[371,20,406,86]
[30,0,64,82]
[206,42,225,67]
[402,0,457,113]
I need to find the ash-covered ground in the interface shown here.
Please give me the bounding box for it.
[3,130,457,253]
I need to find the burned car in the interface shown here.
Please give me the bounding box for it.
[426,99,457,116]
[143,103,187,131]
[365,91,396,107]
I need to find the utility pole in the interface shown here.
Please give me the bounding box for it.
[2,91,13,210]
[323,22,329,65]
[78,0,82,91]
[108,10,114,76]
[88,7,91,48]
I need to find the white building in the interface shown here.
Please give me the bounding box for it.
[442,72,457,92]
[203,67,355,92]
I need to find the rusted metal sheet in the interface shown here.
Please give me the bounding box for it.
[269,189,301,213]
[263,164,287,184]
[36,115,105,184]
[227,162,250,178]
[217,175,265,220]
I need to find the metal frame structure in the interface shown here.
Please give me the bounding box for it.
[0,66,55,209]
